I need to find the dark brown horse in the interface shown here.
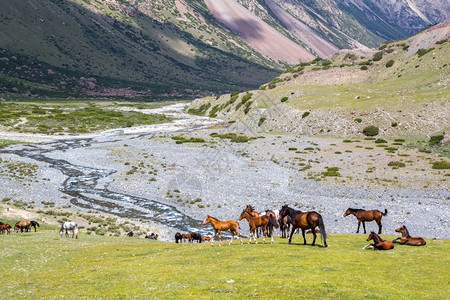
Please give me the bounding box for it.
[182,233,191,243]
[280,205,327,247]
[203,215,243,246]
[393,226,426,246]
[175,232,183,243]
[366,231,394,250]
[0,223,11,234]
[239,210,279,244]
[343,208,387,234]
[279,215,292,238]
[14,221,31,233]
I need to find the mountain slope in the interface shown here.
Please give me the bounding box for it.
[188,21,450,139]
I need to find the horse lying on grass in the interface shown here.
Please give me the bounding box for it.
[393,226,426,246]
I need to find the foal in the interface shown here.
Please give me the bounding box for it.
[239,210,279,244]
[366,231,394,250]
[203,215,243,246]
[393,226,426,246]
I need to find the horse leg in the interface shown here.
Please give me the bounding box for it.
[210,231,216,246]
[218,231,222,247]
[356,221,361,233]
[229,231,234,245]
[262,226,267,244]
[288,226,296,244]
[377,220,382,234]
[301,229,307,245]
[311,228,317,246]
[362,221,366,234]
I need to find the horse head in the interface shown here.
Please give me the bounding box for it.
[238,210,248,220]
[367,231,376,241]
[203,215,211,224]
[343,208,352,217]
[395,225,406,233]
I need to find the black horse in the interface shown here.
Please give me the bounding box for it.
[279,205,327,247]
[190,232,202,243]
[175,232,183,243]
[30,221,40,232]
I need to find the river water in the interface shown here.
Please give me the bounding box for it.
[0,104,222,235]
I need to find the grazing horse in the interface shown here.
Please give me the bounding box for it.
[182,233,191,243]
[393,226,426,246]
[145,232,158,240]
[203,215,243,246]
[60,222,78,239]
[279,205,327,247]
[239,210,279,244]
[0,223,12,234]
[201,236,211,243]
[343,208,387,234]
[127,231,134,237]
[175,232,183,243]
[190,232,202,243]
[366,231,394,250]
[29,221,40,232]
[14,221,31,233]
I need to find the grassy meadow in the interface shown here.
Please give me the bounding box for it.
[0,229,448,299]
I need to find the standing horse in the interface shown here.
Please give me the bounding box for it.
[0,223,12,234]
[14,221,31,233]
[29,221,40,232]
[203,215,243,246]
[393,226,426,246]
[366,231,394,250]
[175,232,183,243]
[60,222,78,239]
[279,205,327,247]
[239,210,279,244]
[279,215,292,238]
[182,233,191,243]
[343,208,387,234]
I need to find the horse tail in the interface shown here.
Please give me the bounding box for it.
[269,215,279,229]
[317,214,327,246]
[382,209,388,216]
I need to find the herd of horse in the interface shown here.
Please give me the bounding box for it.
[1,204,427,251]
[196,204,426,250]
[0,220,39,234]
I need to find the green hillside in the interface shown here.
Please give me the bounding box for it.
[0,229,448,298]
[188,30,450,139]
[0,0,279,100]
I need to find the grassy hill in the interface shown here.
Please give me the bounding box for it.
[0,229,448,298]
[188,23,450,139]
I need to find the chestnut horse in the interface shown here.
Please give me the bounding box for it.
[239,210,279,244]
[343,208,387,234]
[14,221,31,233]
[280,205,327,247]
[393,226,426,246]
[203,215,243,246]
[366,231,394,250]
[182,233,191,243]
[0,223,12,234]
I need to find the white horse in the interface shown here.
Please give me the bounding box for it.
[60,222,78,239]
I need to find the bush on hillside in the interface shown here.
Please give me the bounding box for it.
[385,60,395,68]
[281,96,288,103]
[432,161,450,169]
[362,125,379,136]
[428,134,444,146]
[360,66,368,70]
[372,51,383,61]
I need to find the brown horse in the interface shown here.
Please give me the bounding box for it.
[393,226,426,246]
[182,233,191,243]
[0,224,12,234]
[14,221,31,233]
[280,205,327,247]
[244,205,260,217]
[343,208,387,234]
[366,231,394,250]
[203,215,243,246]
[201,236,211,243]
[239,210,279,244]
[279,215,292,238]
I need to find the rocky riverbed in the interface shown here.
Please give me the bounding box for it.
[0,103,448,241]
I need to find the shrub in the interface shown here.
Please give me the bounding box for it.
[362,125,379,136]
[391,122,398,127]
[402,45,409,51]
[372,51,383,61]
[258,117,266,126]
[302,111,310,118]
[343,139,352,143]
[360,66,368,70]
[354,118,362,123]
[432,161,450,169]
[375,138,387,143]
[281,97,288,103]
[394,139,405,142]
[388,161,406,168]
[322,167,341,177]
[416,48,434,57]
[385,60,394,68]
[428,134,444,146]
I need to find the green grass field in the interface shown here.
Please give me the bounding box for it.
[0,230,448,299]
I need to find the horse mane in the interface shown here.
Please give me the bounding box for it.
[246,205,255,211]
[403,226,410,237]
[348,208,364,212]
[207,215,220,222]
